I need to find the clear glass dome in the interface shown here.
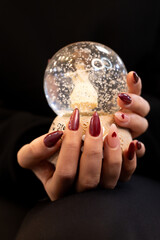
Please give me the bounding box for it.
[44,41,127,116]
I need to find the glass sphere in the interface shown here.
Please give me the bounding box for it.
[44,41,127,116]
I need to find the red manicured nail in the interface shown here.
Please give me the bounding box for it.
[114,112,129,122]
[68,108,79,131]
[107,124,118,148]
[136,141,142,150]
[133,72,139,83]
[89,112,101,137]
[112,132,117,137]
[118,93,132,104]
[127,142,135,160]
[121,113,125,119]
[44,131,63,148]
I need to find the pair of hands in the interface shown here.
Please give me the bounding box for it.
[17,71,150,201]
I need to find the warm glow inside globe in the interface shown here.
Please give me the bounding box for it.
[44,41,128,116]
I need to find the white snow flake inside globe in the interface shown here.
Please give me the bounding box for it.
[44,41,128,116]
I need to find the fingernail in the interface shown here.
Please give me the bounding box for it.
[107,124,119,148]
[44,131,63,148]
[127,142,135,160]
[114,112,129,122]
[133,72,139,83]
[136,141,142,150]
[89,112,101,137]
[68,108,79,131]
[118,93,132,105]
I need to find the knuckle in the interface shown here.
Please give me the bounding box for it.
[29,141,41,159]
[64,140,80,151]
[81,175,100,189]
[87,148,102,159]
[84,141,102,158]
[56,168,76,182]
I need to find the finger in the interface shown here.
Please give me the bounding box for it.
[101,124,122,189]
[133,140,145,158]
[120,141,136,182]
[117,93,150,117]
[114,111,149,138]
[126,71,142,95]
[17,131,63,169]
[45,108,82,201]
[76,112,103,192]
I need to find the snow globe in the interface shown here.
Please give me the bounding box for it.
[44,42,132,163]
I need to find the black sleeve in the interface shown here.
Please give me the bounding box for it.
[0,107,54,204]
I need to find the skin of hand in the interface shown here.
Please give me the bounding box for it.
[114,71,150,139]
[17,71,150,201]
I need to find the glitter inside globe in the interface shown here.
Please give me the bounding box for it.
[44,41,128,116]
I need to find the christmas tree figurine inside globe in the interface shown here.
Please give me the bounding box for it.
[44,41,128,116]
[44,42,132,164]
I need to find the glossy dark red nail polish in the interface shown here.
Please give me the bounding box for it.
[89,112,101,137]
[112,132,117,137]
[136,141,142,150]
[118,93,132,104]
[44,131,63,148]
[127,142,135,160]
[68,108,79,130]
[133,72,139,83]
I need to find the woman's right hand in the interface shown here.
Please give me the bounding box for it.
[114,71,150,139]
[17,109,144,201]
